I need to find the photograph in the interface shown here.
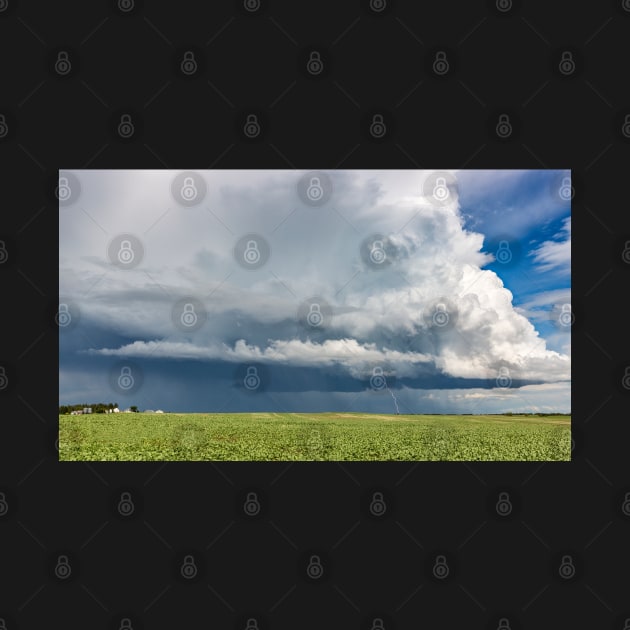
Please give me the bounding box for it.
[58,169,571,461]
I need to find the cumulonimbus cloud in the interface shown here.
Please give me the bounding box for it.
[66,169,570,391]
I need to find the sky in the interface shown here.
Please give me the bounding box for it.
[59,169,571,414]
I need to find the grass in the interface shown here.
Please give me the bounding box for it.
[58,412,571,461]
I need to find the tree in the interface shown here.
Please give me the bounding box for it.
[130,405,138,413]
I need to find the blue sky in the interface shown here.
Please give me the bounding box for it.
[59,169,571,414]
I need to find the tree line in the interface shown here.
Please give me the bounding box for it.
[59,403,139,414]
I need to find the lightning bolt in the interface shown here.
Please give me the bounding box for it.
[385,383,400,415]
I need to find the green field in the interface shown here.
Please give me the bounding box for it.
[59,412,571,461]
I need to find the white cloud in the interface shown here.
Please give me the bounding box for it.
[529,216,571,273]
[62,170,571,403]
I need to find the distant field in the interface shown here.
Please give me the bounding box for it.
[58,412,571,461]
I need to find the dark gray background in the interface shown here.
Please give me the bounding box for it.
[1,0,629,628]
